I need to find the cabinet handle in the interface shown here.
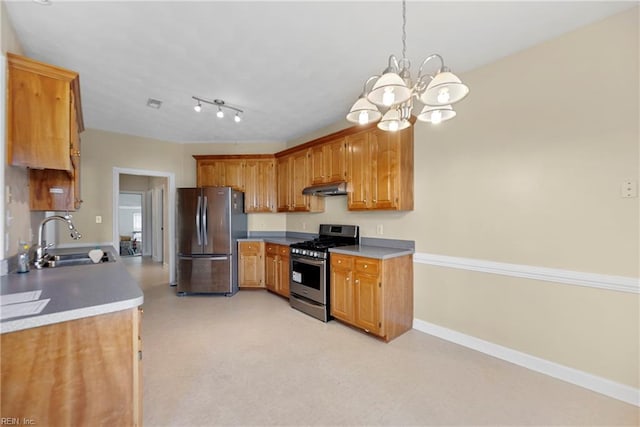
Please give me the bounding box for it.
[355,279,359,284]
[346,277,350,281]
[364,265,368,269]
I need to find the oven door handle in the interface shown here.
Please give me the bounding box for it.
[292,256,326,266]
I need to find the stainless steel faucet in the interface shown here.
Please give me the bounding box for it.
[34,215,82,269]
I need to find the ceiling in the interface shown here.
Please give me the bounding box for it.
[4,1,635,144]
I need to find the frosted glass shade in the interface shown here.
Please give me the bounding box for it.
[420,71,469,106]
[346,97,382,124]
[367,72,412,107]
[416,104,456,124]
[377,108,411,132]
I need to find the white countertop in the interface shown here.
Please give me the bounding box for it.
[0,246,143,334]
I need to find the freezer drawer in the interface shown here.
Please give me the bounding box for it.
[177,255,233,295]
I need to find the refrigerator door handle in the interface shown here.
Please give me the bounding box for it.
[196,195,202,246]
[202,196,209,246]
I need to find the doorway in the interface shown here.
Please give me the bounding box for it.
[113,167,176,285]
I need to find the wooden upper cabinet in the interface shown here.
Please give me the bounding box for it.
[346,127,413,211]
[197,160,224,187]
[223,160,245,191]
[195,155,276,213]
[7,53,83,171]
[244,159,276,213]
[276,155,292,212]
[276,150,324,213]
[311,137,347,185]
[290,149,310,211]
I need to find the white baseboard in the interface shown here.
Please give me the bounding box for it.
[413,319,640,407]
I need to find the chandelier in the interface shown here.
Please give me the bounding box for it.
[346,0,469,131]
[192,96,243,123]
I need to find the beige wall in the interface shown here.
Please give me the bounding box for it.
[290,8,639,388]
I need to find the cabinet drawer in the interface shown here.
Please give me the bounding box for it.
[355,257,380,275]
[265,243,278,254]
[331,253,354,269]
[239,241,261,252]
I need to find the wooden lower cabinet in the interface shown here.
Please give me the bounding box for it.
[238,241,265,288]
[1,307,143,426]
[265,243,290,298]
[330,253,413,342]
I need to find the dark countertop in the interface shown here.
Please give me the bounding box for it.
[1,245,143,334]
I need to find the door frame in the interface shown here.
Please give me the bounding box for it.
[112,167,176,285]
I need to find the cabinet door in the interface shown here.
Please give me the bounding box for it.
[278,252,290,297]
[238,241,264,287]
[29,169,75,211]
[326,137,347,183]
[290,149,309,211]
[276,156,291,211]
[265,251,277,292]
[330,255,355,322]
[353,271,381,334]
[245,159,276,213]
[223,160,245,191]
[310,145,325,185]
[7,58,72,171]
[346,132,370,210]
[197,160,223,187]
[370,130,398,210]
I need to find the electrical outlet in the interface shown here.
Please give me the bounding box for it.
[302,222,307,230]
[96,215,102,224]
[376,224,384,235]
[621,180,638,198]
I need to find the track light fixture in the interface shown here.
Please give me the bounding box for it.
[192,96,244,122]
[347,0,469,131]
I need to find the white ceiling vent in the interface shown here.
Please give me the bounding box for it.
[146,98,163,109]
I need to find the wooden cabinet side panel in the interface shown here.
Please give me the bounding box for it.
[398,127,414,210]
[1,309,136,425]
[381,255,414,341]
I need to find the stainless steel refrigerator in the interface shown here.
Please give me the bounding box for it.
[176,187,247,295]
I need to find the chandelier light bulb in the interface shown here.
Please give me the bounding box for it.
[194,102,202,112]
[437,88,450,104]
[382,88,395,107]
[388,120,399,131]
[430,109,443,124]
[234,113,241,123]
[217,107,224,118]
[358,111,369,125]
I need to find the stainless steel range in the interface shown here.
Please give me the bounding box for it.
[289,224,359,322]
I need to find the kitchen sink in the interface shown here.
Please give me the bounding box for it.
[43,250,115,268]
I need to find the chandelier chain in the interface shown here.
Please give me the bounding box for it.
[401,0,407,60]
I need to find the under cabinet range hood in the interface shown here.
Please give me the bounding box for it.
[302,181,348,196]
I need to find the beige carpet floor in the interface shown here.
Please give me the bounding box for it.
[123,257,639,426]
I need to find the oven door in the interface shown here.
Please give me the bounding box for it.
[290,255,327,304]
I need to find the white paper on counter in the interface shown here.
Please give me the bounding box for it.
[0,290,43,306]
[1,299,50,320]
